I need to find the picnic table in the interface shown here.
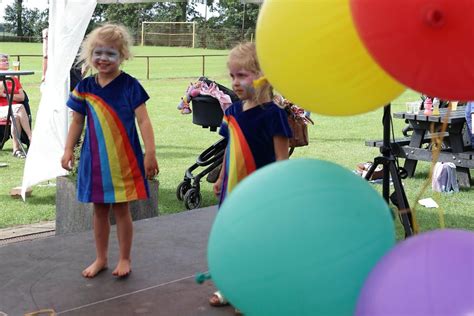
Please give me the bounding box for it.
[366,106,473,188]
[394,106,472,187]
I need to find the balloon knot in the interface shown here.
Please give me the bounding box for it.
[195,272,211,284]
[424,8,444,28]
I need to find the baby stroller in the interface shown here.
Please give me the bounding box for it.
[176,77,238,210]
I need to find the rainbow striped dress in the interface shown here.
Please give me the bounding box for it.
[218,101,292,205]
[67,72,149,203]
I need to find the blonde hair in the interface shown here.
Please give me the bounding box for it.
[227,42,273,105]
[79,24,133,70]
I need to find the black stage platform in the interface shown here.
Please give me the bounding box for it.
[0,206,235,315]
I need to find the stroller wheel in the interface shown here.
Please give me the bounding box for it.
[176,181,192,201]
[184,188,202,210]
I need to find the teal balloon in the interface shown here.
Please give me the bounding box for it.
[208,159,395,316]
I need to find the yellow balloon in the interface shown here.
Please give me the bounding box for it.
[256,0,405,116]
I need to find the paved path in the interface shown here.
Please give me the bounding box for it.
[0,221,55,242]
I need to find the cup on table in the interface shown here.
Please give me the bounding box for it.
[412,101,421,113]
[406,101,421,114]
[12,61,20,71]
[450,101,458,111]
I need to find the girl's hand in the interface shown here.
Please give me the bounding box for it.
[213,178,222,197]
[61,149,74,171]
[144,152,159,179]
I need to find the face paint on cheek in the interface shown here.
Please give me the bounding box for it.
[92,47,120,64]
[240,80,255,95]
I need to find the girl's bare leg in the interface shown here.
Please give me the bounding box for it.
[82,203,110,278]
[112,202,133,277]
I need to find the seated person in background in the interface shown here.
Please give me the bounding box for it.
[0,53,32,158]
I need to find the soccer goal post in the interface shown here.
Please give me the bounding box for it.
[141,22,196,48]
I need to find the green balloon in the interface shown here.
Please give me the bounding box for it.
[208,159,395,316]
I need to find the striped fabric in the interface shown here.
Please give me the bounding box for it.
[219,114,256,205]
[71,90,147,203]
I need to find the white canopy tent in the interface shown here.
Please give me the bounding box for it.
[21,0,263,198]
[21,0,96,199]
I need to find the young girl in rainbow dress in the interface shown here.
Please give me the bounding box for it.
[210,42,293,307]
[61,24,158,278]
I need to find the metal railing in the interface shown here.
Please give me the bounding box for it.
[7,54,228,80]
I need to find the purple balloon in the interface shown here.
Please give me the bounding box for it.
[356,229,474,316]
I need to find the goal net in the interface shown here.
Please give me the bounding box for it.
[141,22,196,48]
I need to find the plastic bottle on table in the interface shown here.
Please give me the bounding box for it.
[451,101,458,111]
[424,97,433,116]
[432,97,440,115]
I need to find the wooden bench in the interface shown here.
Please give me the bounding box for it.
[366,133,474,187]
[397,147,474,169]
[365,132,449,148]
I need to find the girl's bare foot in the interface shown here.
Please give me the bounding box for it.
[112,259,131,277]
[82,259,108,278]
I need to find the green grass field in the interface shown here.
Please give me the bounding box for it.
[0,42,472,238]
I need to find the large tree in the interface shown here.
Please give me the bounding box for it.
[211,0,259,32]
[88,2,199,35]
[199,0,260,47]
[4,0,23,37]
[3,0,48,38]
[1,0,259,48]
[93,3,158,34]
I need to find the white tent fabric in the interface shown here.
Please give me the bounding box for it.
[21,0,97,199]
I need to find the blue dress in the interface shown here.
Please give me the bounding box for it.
[218,100,292,204]
[67,72,150,203]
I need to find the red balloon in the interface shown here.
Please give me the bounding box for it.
[350,0,474,101]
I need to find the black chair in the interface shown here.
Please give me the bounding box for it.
[0,91,32,150]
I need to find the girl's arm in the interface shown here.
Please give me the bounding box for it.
[135,104,159,179]
[61,111,85,170]
[274,135,289,161]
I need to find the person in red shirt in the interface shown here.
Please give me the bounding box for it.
[0,53,32,158]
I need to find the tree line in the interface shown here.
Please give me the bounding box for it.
[1,0,260,49]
